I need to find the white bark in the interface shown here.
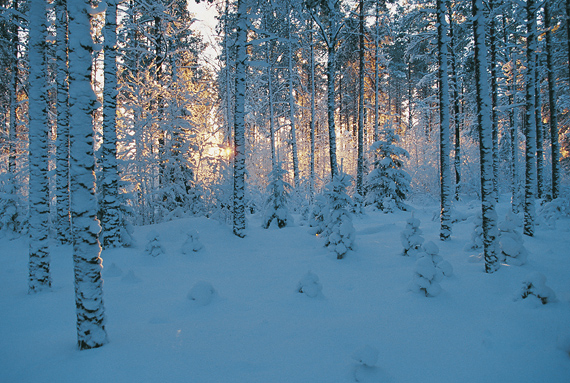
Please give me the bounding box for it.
[28,0,52,292]
[68,0,107,349]
[472,0,499,273]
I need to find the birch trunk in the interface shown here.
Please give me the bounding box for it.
[287,13,299,189]
[472,0,499,273]
[28,0,52,292]
[544,1,560,200]
[437,0,452,241]
[233,0,247,237]
[68,0,107,349]
[356,0,365,197]
[100,0,122,248]
[523,0,537,237]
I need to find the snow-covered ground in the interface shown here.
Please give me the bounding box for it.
[1,195,569,382]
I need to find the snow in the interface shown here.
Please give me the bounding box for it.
[1,196,569,382]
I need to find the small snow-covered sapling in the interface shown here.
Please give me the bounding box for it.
[464,211,483,252]
[145,230,164,257]
[181,229,203,254]
[517,272,556,305]
[401,215,424,256]
[297,271,323,298]
[409,241,452,297]
[498,211,528,265]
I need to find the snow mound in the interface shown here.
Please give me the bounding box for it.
[499,212,528,266]
[297,271,323,298]
[188,281,216,306]
[516,272,556,305]
[464,211,483,252]
[557,333,570,355]
[181,229,203,254]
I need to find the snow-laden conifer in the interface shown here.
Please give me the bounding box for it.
[366,126,410,212]
[28,0,51,293]
[322,172,355,259]
[498,212,527,266]
[409,241,452,297]
[262,162,291,229]
[401,215,424,256]
[145,230,164,257]
[464,211,483,252]
[516,272,556,305]
[68,0,107,349]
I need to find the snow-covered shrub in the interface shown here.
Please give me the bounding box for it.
[517,272,556,305]
[0,177,25,238]
[307,193,327,235]
[181,229,203,254]
[365,127,411,212]
[409,241,452,297]
[401,215,424,256]
[188,281,216,306]
[262,162,292,229]
[537,197,570,229]
[297,271,323,298]
[322,172,355,259]
[464,211,483,252]
[145,230,164,257]
[498,211,527,265]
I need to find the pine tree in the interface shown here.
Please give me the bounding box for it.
[366,126,411,212]
[68,0,107,349]
[322,172,354,260]
[472,0,499,273]
[262,162,291,229]
[28,0,51,292]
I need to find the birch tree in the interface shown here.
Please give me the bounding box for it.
[55,0,70,244]
[523,0,537,237]
[68,0,107,349]
[437,0,451,241]
[544,0,560,200]
[472,0,499,273]
[100,0,122,248]
[233,0,248,237]
[28,0,52,292]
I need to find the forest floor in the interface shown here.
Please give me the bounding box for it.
[1,194,570,382]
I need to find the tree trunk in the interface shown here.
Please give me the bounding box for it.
[472,0,499,273]
[544,1,560,200]
[233,0,247,237]
[438,0,452,241]
[100,0,122,248]
[287,13,299,189]
[523,0,537,237]
[309,18,316,203]
[449,1,461,201]
[356,0,365,197]
[28,0,52,292]
[489,0,499,201]
[55,0,71,244]
[68,0,107,349]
